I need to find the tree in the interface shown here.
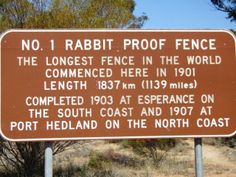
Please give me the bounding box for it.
[0,0,147,30]
[211,0,236,22]
[210,1,236,147]
[0,0,34,30]
[0,1,147,176]
[0,141,77,177]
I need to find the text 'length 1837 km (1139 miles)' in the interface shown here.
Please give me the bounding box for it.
[0,29,236,141]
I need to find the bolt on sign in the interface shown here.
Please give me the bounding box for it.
[0,29,235,141]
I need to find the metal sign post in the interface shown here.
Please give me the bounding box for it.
[194,138,204,177]
[45,142,53,177]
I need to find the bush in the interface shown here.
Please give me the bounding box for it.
[204,136,236,148]
[122,139,147,155]
[220,136,236,148]
[0,141,77,177]
[122,139,176,153]
[88,152,114,177]
[122,139,177,166]
[88,152,110,169]
[54,164,88,177]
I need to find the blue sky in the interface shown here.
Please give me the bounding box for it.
[134,0,236,29]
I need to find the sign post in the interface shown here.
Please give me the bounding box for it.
[45,142,53,177]
[194,138,204,177]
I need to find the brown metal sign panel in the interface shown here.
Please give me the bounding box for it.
[0,29,235,141]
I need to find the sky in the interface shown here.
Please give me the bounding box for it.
[134,0,236,30]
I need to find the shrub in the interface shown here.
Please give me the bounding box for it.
[122,139,177,166]
[220,136,236,148]
[204,136,236,148]
[54,164,88,177]
[104,149,144,167]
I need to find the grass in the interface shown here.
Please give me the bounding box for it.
[2,138,235,177]
[53,139,181,177]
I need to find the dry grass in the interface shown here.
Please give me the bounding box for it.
[53,139,236,177]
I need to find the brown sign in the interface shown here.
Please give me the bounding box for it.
[0,29,235,141]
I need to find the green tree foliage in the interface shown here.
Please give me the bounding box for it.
[0,0,34,29]
[211,0,236,22]
[0,0,147,31]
